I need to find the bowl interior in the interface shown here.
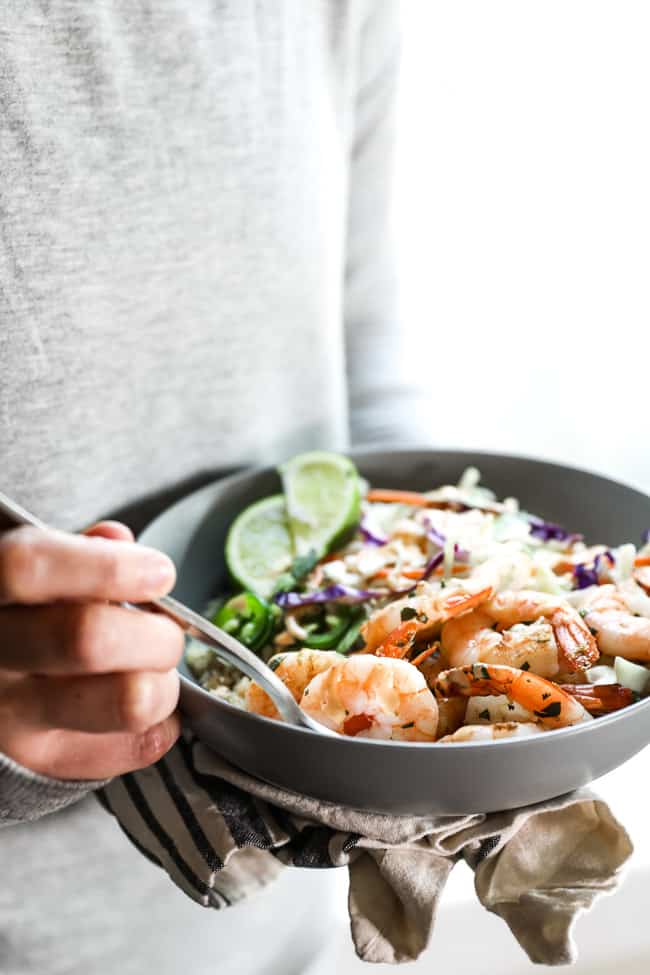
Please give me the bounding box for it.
[142,446,650,707]
[159,447,650,615]
[138,448,650,812]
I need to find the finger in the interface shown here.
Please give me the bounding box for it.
[83,521,135,543]
[6,670,180,734]
[0,602,185,674]
[0,525,175,605]
[1,714,182,780]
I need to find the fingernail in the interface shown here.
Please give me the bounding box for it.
[141,553,176,592]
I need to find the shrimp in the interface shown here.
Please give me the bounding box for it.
[579,583,650,661]
[441,610,560,677]
[361,581,493,655]
[434,664,591,729]
[246,649,341,720]
[558,683,638,715]
[440,591,599,675]
[300,655,439,741]
[439,722,544,743]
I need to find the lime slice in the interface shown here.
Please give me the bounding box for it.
[225,494,293,599]
[279,451,361,559]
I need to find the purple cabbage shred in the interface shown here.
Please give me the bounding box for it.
[529,517,575,543]
[421,551,444,582]
[423,517,470,562]
[573,563,599,589]
[274,584,384,609]
[642,529,650,546]
[573,550,615,590]
[359,514,388,547]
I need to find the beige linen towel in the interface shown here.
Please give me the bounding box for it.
[99,735,633,966]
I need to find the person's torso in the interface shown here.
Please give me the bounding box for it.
[0,3,368,971]
[0,0,364,531]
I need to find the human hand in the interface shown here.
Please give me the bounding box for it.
[0,521,183,780]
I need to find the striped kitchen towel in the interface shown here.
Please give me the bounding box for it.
[98,736,633,966]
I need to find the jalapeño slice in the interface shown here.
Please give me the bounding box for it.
[213,592,272,652]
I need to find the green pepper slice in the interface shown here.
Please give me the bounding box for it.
[335,608,366,654]
[302,606,352,650]
[212,592,272,652]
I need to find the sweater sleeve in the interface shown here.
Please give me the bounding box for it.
[0,751,104,827]
[344,0,426,446]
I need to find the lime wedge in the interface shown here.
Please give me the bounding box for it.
[279,451,361,559]
[225,494,293,600]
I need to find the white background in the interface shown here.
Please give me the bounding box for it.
[313,5,650,971]
[395,0,650,494]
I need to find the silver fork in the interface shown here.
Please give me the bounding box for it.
[0,491,333,735]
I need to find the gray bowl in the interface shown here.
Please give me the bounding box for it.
[140,448,650,815]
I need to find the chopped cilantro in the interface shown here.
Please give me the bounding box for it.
[269,656,285,672]
[478,708,490,720]
[534,701,562,719]
[402,721,415,729]
[290,549,320,582]
[520,661,531,671]
[400,606,418,622]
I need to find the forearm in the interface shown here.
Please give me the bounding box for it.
[0,751,102,827]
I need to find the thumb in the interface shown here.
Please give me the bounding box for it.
[83,520,135,543]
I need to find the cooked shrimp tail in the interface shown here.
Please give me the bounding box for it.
[559,683,638,714]
[434,663,591,728]
[551,607,600,671]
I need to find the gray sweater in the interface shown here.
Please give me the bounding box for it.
[0,3,412,972]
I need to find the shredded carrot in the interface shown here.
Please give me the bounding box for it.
[372,565,469,581]
[634,556,650,567]
[365,489,431,506]
[552,560,574,575]
[321,551,343,564]
[372,567,422,580]
[432,564,471,577]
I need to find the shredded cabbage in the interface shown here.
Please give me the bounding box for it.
[457,466,481,491]
[585,665,617,686]
[611,544,636,583]
[614,657,650,694]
